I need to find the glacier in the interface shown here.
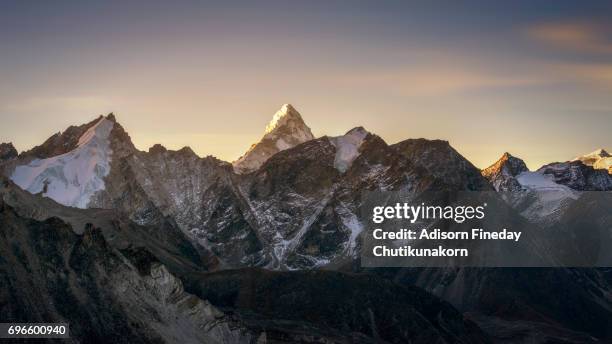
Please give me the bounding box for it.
[10,117,114,208]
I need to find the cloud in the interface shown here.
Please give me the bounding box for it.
[554,63,612,89]
[329,65,544,97]
[528,22,612,54]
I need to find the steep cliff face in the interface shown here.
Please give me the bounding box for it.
[538,160,612,191]
[481,152,529,192]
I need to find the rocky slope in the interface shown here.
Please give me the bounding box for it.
[1,176,489,343]
[0,178,253,344]
[186,268,490,344]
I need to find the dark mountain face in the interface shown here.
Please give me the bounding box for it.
[0,176,489,344]
[481,152,529,192]
[186,268,490,344]
[0,142,17,161]
[392,139,492,191]
[538,160,612,191]
[19,115,110,160]
[0,181,253,344]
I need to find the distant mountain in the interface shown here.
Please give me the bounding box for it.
[481,152,528,192]
[538,160,612,191]
[233,104,314,174]
[10,116,115,208]
[482,151,612,225]
[574,148,612,173]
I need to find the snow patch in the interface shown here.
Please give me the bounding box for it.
[341,209,363,256]
[516,171,578,219]
[594,157,612,171]
[573,148,612,171]
[275,137,291,150]
[10,118,114,208]
[330,128,369,173]
[265,103,295,134]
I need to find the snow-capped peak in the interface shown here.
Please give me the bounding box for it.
[233,104,314,174]
[265,104,299,134]
[573,148,612,165]
[575,148,610,161]
[573,148,612,172]
[10,116,114,208]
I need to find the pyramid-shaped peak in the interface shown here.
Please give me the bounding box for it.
[233,104,315,174]
[483,152,529,178]
[265,103,305,134]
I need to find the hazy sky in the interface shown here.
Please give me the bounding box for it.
[1,1,611,169]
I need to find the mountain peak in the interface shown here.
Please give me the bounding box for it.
[482,152,529,179]
[0,142,18,161]
[589,148,609,157]
[345,126,369,136]
[10,116,115,208]
[573,148,612,172]
[233,104,314,174]
[574,148,610,160]
[264,103,304,134]
[481,152,529,192]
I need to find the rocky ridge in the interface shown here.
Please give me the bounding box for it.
[3,105,612,342]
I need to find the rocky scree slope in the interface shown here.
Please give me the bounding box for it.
[0,176,490,344]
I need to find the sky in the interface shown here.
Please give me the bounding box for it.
[1,0,611,169]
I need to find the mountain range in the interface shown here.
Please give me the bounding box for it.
[1,104,611,343]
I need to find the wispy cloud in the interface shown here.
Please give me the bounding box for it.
[528,22,612,54]
[329,64,545,97]
[554,63,612,89]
